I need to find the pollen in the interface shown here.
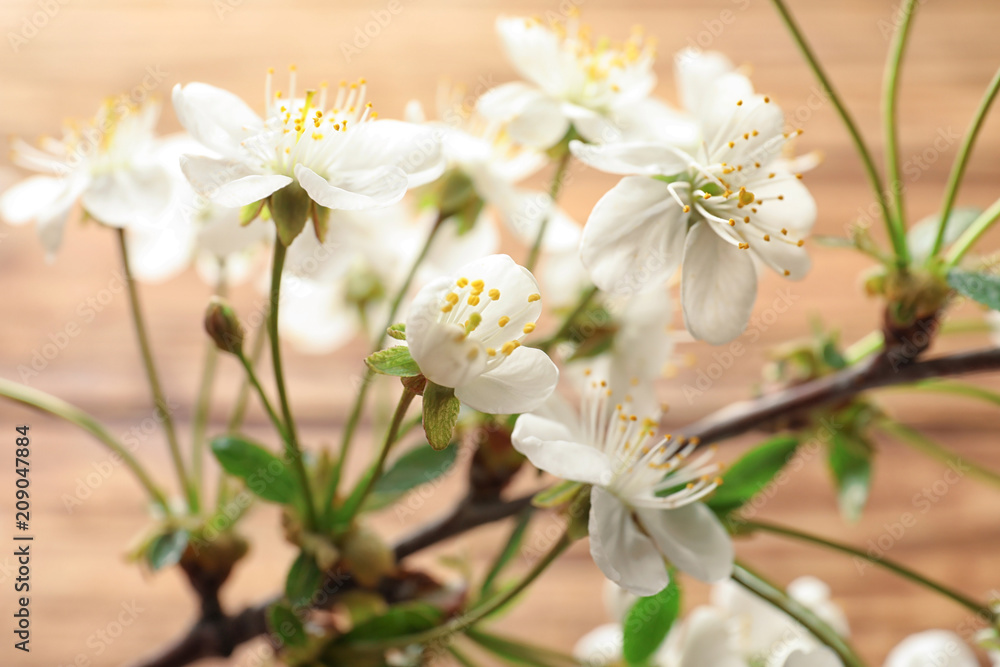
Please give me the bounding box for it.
[467,295,480,306]
[501,340,520,355]
[683,205,691,213]
[487,348,497,357]
[763,234,771,242]
[784,269,791,276]
[781,228,788,235]
[488,288,500,300]
[456,277,469,288]
[797,239,805,247]
[523,322,536,334]
[528,293,541,303]
[498,316,510,327]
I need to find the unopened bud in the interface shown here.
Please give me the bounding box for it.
[204,297,245,355]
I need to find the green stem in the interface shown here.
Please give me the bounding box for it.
[893,379,1000,408]
[882,0,919,260]
[732,562,868,667]
[116,229,198,513]
[447,645,480,667]
[339,387,415,523]
[269,241,319,530]
[880,419,1000,489]
[525,151,572,273]
[236,352,290,443]
[191,271,227,503]
[932,66,1000,257]
[0,378,169,514]
[227,320,268,433]
[944,196,1000,267]
[843,329,884,364]
[322,214,446,522]
[770,0,903,265]
[538,284,600,354]
[745,520,996,622]
[360,529,573,650]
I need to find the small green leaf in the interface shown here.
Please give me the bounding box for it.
[211,435,298,504]
[480,510,533,598]
[829,433,873,523]
[146,529,189,571]
[386,323,406,340]
[364,346,421,377]
[268,602,307,647]
[422,381,460,450]
[285,551,324,608]
[622,576,681,665]
[240,199,266,226]
[948,269,1000,311]
[821,340,848,370]
[706,436,800,515]
[339,601,443,643]
[532,480,584,508]
[363,442,459,511]
[270,181,311,246]
[908,208,981,261]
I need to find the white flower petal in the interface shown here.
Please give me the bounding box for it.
[787,577,850,638]
[495,17,566,93]
[0,175,67,225]
[180,154,291,207]
[634,502,733,583]
[681,221,757,344]
[511,413,612,485]
[125,217,196,283]
[884,630,979,667]
[588,486,669,597]
[280,279,359,354]
[172,82,264,157]
[333,120,446,188]
[477,82,569,149]
[659,607,748,667]
[412,322,488,389]
[295,163,408,211]
[570,140,691,176]
[573,623,624,667]
[780,646,843,667]
[749,175,817,236]
[580,176,686,295]
[455,345,557,414]
[81,164,173,228]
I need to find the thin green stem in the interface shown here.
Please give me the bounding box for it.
[745,520,997,622]
[0,378,170,514]
[770,0,904,265]
[880,419,1000,489]
[882,0,919,256]
[843,329,884,364]
[538,284,600,354]
[932,66,1000,257]
[356,529,572,650]
[525,151,572,273]
[269,242,319,530]
[227,320,268,433]
[116,228,198,512]
[447,645,480,667]
[191,271,227,502]
[892,379,1000,408]
[944,196,1000,267]
[322,214,446,522]
[732,562,868,667]
[339,387,415,524]
[236,353,290,443]
[465,629,579,667]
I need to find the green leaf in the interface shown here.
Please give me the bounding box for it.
[948,269,1000,311]
[211,435,298,504]
[268,602,307,647]
[386,323,406,340]
[362,441,459,511]
[422,381,460,450]
[829,433,873,523]
[364,346,421,377]
[531,480,584,508]
[480,510,533,598]
[706,436,800,515]
[285,551,324,608]
[622,577,681,665]
[239,199,266,226]
[339,601,443,643]
[908,208,982,261]
[821,339,848,370]
[146,529,189,571]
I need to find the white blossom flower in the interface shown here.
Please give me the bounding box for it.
[511,372,733,595]
[123,134,272,284]
[477,13,691,149]
[883,630,979,667]
[280,202,497,354]
[0,97,173,256]
[172,69,445,241]
[571,49,816,344]
[405,254,558,414]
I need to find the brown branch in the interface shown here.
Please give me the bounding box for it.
[128,493,535,667]
[685,347,1000,446]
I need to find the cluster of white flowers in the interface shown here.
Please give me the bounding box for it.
[0,10,833,608]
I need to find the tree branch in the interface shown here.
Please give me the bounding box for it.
[685,347,1000,446]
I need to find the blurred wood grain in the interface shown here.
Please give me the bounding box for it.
[1,0,1000,665]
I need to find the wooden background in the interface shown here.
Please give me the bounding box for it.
[1,0,1000,665]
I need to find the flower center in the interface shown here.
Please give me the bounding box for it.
[438,275,540,362]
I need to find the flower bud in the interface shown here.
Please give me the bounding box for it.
[204,297,245,355]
